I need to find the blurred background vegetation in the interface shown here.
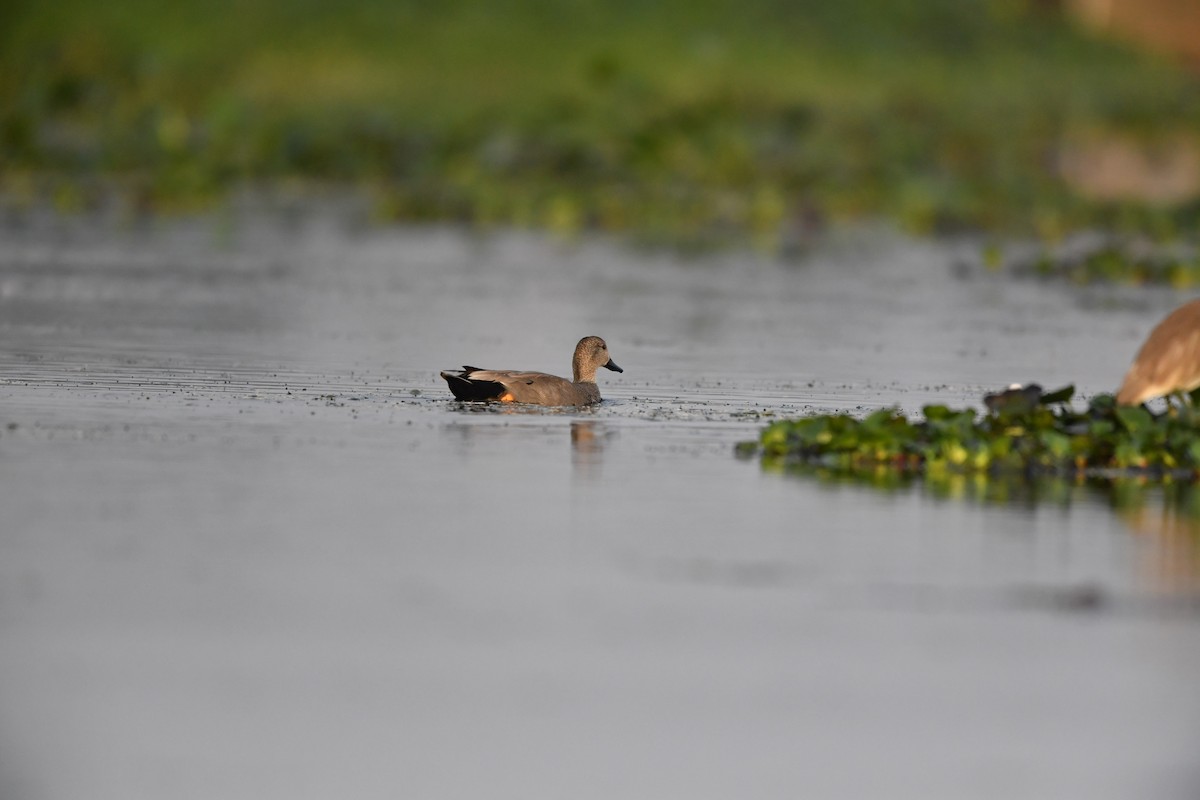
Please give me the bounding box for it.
[2,0,1198,243]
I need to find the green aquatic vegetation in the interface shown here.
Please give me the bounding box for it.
[2,0,1199,240]
[1002,237,1200,287]
[747,385,1200,480]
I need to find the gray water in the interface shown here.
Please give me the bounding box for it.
[1,209,1198,800]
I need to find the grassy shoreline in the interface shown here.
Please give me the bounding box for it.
[3,0,1199,241]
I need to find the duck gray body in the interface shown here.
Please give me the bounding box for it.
[441,336,622,407]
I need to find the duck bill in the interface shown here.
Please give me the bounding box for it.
[603,359,623,373]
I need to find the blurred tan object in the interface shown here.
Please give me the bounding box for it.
[1067,0,1200,63]
[1116,298,1200,406]
[1059,132,1200,204]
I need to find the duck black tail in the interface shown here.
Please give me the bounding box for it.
[440,370,505,402]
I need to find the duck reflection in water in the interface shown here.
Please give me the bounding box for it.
[440,418,612,479]
[571,421,612,479]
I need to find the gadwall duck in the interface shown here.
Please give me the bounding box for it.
[441,336,623,407]
[1117,298,1200,406]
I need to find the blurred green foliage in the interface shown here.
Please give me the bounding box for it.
[1004,237,1200,286]
[2,0,1199,240]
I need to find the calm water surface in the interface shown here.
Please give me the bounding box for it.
[1,210,1198,800]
